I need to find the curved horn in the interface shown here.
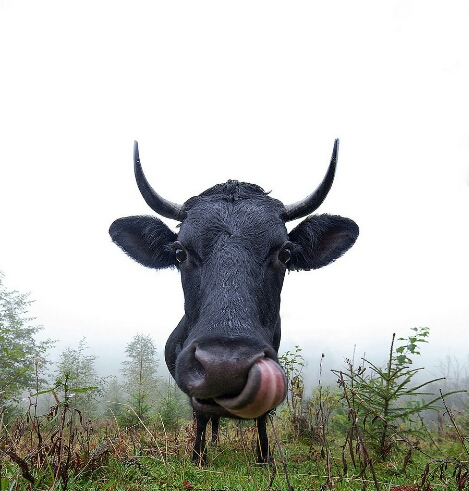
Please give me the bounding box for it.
[283,139,339,222]
[133,141,186,221]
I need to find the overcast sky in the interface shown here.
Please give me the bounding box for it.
[0,1,468,383]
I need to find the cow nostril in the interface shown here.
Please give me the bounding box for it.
[192,358,206,379]
[194,348,212,371]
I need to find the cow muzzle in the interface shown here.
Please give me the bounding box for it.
[178,342,287,419]
[213,358,287,418]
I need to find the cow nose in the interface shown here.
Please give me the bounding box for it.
[175,339,272,400]
[191,346,265,398]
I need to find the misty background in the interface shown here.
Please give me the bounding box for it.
[0,1,468,390]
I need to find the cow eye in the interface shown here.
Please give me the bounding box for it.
[173,243,187,263]
[175,248,187,263]
[278,245,292,264]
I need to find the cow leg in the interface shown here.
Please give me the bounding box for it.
[192,411,210,465]
[255,414,271,463]
[210,416,220,445]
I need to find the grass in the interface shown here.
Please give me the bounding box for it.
[2,404,469,491]
[2,332,469,490]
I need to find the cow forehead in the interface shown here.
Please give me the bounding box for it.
[178,193,287,246]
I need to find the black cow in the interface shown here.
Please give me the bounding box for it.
[110,140,358,464]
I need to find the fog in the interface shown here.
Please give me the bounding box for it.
[0,1,468,394]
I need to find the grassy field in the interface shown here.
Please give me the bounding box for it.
[2,399,469,491]
[2,334,469,490]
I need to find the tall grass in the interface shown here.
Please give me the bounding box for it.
[2,331,469,490]
[2,389,469,490]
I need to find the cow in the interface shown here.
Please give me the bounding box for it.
[109,139,358,464]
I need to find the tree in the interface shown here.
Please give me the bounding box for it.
[334,327,458,460]
[102,376,126,418]
[157,377,191,431]
[0,272,54,407]
[52,337,105,416]
[120,333,160,422]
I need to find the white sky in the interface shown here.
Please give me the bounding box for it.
[0,1,468,382]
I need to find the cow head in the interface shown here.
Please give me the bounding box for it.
[110,140,358,419]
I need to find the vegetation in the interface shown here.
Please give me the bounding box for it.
[1,329,468,490]
[333,327,461,461]
[0,272,54,412]
[1,273,469,490]
[51,338,106,417]
[119,334,161,425]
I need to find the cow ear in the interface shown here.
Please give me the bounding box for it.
[109,216,178,269]
[287,214,359,271]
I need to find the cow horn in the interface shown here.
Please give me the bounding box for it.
[283,139,339,222]
[133,141,186,221]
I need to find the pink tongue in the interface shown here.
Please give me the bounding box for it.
[214,358,287,419]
